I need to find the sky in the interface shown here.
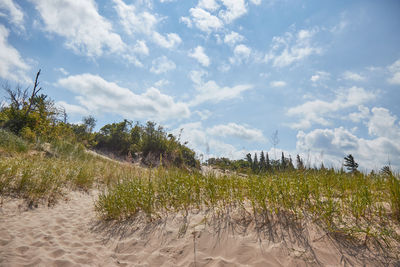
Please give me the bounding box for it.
[1,0,400,171]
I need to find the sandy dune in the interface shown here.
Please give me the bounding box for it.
[1,190,398,266]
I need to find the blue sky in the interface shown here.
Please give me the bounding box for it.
[1,0,400,171]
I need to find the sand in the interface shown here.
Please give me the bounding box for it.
[1,190,398,267]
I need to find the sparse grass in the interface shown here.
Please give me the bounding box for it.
[1,129,399,248]
[95,167,400,247]
[0,130,141,205]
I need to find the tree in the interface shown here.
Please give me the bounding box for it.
[253,153,259,172]
[381,165,392,176]
[296,154,305,170]
[1,70,63,138]
[271,130,279,160]
[288,155,294,170]
[83,115,96,133]
[259,151,266,172]
[281,152,287,170]
[344,154,358,173]
[246,153,252,165]
[265,153,271,172]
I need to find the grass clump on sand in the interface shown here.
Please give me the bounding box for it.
[95,167,400,247]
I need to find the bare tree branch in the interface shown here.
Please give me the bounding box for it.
[24,69,42,117]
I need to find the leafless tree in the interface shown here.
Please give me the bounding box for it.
[270,130,279,160]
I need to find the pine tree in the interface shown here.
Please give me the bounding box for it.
[320,162,326,170]
[246,153,252,166]
[288,156,294,170]
[296,154,304,170]
[266,153,271,172]
[344,154,358,173]
[281,152,286,170]
[381,165,392,176]
[259,151,266,172]
[253,153,259,172]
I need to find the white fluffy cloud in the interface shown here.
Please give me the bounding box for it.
[184,0,248,33]
[0,24,29,82]
[288,87,376,129]
[113,0,156,35]
[224,31,244,46]
[152,32,182,49]
[367,107,400,141]
[191,81,252,106]
[133,40,149,55]
[230,44,251,64]
[207,123,265,142]
[188,7,223,33]
[310,71,330,83]
[342,71,366,81]
[113,0,181,49]
[150,56,176,74]
[189,70,253,106]
[348,105,369,123]
[56,101,89,116]
[270,81,286,87]
[198,0,220,11]
[174,122,259,160]
[297,107,400,170]
[57,74,190,121]
[32,0,125,57]
[188,46,210,67]
[249,0,262,5]
[0,0,24,29]
[265,28,322,68]
[218,0,248,24]
[387,59,400,85]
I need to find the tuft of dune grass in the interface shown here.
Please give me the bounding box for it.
[95,167,400,247]
[0,134,136,206]
[1,129,399,248]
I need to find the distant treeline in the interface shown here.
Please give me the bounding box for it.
[206,151,298,174]
[207,151,394,176]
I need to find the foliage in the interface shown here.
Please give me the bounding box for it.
[296,154,305,170]
[0,71,69,142]
[344,154,359,173]
[207,151,295,174]
[94,120,199,168]
[1,71,197,169]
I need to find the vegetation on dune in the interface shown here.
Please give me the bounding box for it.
[206,151,297,174]
[95,168,400,242]
[1,70,400,252]
[0,70,198,169]
[0,70,198,205]
[93,120,198,168]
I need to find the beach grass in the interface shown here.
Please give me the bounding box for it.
[0,134,139,205]
[95,167,400,246]
[1,129,399,247]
